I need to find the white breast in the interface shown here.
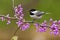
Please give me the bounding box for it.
[30,15,43,19]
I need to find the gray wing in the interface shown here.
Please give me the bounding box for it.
[35,11,45,17]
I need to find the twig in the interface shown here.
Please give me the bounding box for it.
[12,0,14,9]
[0,15,17,20]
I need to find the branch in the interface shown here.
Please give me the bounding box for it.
[12,0,14,9]
[0,15,17,20]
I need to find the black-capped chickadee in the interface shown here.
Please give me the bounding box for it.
[29,9,48,20]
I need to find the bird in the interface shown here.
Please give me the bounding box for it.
[29,9,48,20]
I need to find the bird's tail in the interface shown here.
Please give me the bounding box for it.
[45,12,51,14]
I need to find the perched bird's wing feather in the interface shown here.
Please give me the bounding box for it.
[35,11,45,17]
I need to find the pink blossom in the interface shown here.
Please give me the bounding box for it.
[58,20,60,24]
[1,17,5,21]
[34,23,39,29]
[50,23,59,35]
[7,20,11,25]
[21,23,30,31]
[16,20,23,27]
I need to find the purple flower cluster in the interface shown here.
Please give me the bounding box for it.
[14,4,30,31]
[34,20,47,32]
[14,4,24,20]
[16,20,23,27]
[0,17,5,21]
[39,21,47,32]
[16,20,30,31]
[34,19,60,35]
[21,23,30,31]
[58,20,60,24]
[34,23,39,29]
[50,23,59,35]
[6,14,11,25]
[0,14,11,24]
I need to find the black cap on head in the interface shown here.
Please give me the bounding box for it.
[29,9,36,15]
[30,9,36,11]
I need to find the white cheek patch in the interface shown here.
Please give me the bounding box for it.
[31,11,38,14]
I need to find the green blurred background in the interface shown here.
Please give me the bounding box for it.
[0,0,60,40]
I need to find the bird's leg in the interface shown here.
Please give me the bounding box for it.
[31,19,36,23]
